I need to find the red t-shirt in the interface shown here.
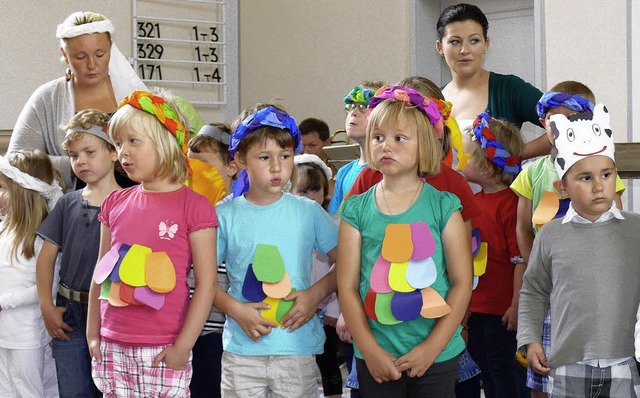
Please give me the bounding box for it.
[470,188,521,315]
[346,164,482,222]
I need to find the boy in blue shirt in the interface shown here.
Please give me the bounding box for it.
[214,105,338,396]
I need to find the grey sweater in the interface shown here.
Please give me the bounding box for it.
[517,212,640,368]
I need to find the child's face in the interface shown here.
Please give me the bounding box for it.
[67,134,118,186]
[301,131,330,157]
[113,126,160,184]
[369,120,419,176]
[541,105,578,144]
[345,102,368,142]
[0,175,10,216]
[236,137,294,204]
[556,156,616,222]
[461,134,485,185]
[188,148,228,178]
[292,185,325,206]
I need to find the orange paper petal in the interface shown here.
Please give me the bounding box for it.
[381,224,413,263]
[262,271,292,299]
[420,287,451,318]
[145,251,176,294]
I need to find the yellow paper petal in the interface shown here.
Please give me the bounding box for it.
[473,242,488,276]
[119,244,152,287]
[388,262,414,293]
[185,158,226,205]
[261,297,281,326]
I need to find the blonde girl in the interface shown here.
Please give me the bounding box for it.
[0,150,63,397]
[337,86,472,397]
[87,90,217,397]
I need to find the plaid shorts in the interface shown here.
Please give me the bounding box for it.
[527,309,551,392]
[548,358,640,397]
[92,341,192,398]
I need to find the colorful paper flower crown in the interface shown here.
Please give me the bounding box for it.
[536,91,594,119]
[471,113,521,175]
[343,85,375,105]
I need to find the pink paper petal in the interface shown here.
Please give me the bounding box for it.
[370,255,392,293]
[410,222,436,260]
[134,286,165,310]
[94,244,121,284]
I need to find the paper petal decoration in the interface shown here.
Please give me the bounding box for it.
[471,228,481,257]
[262,271,292,299]
[390,290,422,321]
[532,191,560,227]
[364,290,378,321]
[108,282,128,307]
[420,287,451,318]
[381,224,413,263]
[94,244,121,284]
[252,244,285,283]
[410,222,436,260]
[261,296,281,326]
[99,279,112,300]
[119,244,152,287]
[406,257,437,289]
[472,276,479,290]
[276,291,296,323]
[556,198,570,220]
[375,292,401,325]
[145,251,176,293]
[473,243,488,276]
[119,282,141,305]
[242,264,267,302]
[134,286,165,310]
[109,244,132,283]
[370,256,392,293]
[388,261,414,293]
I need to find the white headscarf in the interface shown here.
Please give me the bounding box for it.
[0,156,63,211]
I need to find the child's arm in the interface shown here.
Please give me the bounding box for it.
[280,247,338,331]
[395,211,472,378]
[338,220,401,383]
[37,240,72,340]
[522,134,552,160]
[502,263,526,331]
[213,290,278,341]
[152,227,217,370]
[526,342,551,375]
[87,224,110,363]
[516,195,535,263]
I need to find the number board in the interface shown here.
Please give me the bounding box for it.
[133,0,232,110]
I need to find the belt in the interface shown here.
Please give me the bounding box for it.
[58,283,90,304]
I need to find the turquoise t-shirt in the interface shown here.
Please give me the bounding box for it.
[216,193,338,355]
[327,158,367,215]
[341,183,465,362]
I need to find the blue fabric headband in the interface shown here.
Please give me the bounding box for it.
[229,106,302,198]
[536,92,594,119]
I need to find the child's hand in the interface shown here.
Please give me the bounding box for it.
[233,302,278,341]
[395,343,438,378]
[363,346,402,383]
[152,344,190,370]
[502,305,518,331]
[87,336,102,364]
[280,289,320,332]
[336,313,353,343]
[526,343,551,375]
[42,305,73,341]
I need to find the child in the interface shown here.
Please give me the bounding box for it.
[291,153,342,398]
[518,103,640,397]
[338,86,472,397]
[86,90,218,397]
[461,113,525,398]
[188,122,238,205]
[327,81,385,215]
[510,82,626,397]
[186,122,237,398]
[37,109,120,397]
[0,150,63,397]
[213,105,338,397]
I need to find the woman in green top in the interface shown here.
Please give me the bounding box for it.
[436,3,547,160]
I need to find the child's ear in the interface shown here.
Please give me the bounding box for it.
[226,160,239,177]
[553,179,569,199]
[233,153,246,169]
[110,148,119,162]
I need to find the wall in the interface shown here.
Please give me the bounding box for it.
[238,0,413,133]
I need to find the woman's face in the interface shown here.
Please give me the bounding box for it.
[61,32,111,87]
[437,20,489,76]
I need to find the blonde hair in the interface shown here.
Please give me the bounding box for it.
[467,118,524,185]
[109,91,190,184]
[292,162,330,208]
[366,100,442,178]
[59,11,110,48]
[0,151,59,260]
[62,109,113,151]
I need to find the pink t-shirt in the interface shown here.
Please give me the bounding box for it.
[98,185,218,345]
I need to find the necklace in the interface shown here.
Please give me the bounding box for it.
[380,180,423,215]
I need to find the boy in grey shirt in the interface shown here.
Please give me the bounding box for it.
[518,104,640,397]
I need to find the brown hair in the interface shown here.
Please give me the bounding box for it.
[549,81,595,103]
[62,109,113,151]
[0,150,60,260]
[298,118,330,141]
[292,162,330,208]
[188,122,233,166]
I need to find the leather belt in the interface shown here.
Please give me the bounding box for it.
[58,283,90,304]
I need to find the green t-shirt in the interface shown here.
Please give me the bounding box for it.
[341,183,464,362]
